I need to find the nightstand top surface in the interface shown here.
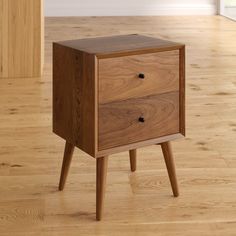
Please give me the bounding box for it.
[55,34,184,56]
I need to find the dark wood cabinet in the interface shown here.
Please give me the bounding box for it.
[53,34,185,220]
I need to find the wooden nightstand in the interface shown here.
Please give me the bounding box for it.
[53,34,185,221]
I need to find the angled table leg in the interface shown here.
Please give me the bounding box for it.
[96,156,108,221]
[129,149,137,172]
[160,142,179,197]
[59,141,75,191]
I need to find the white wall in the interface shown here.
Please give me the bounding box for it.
[45,0,217,16]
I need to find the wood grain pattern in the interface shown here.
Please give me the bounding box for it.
[0,15,236,235]
[54,35,184,158]
[179,46,186,135]
[160,142,179,197]
[99,50,179,103]
[97,133,183,157]
[0,0,8,78]
[99,91,180,150]
[96,156,108,221]
[8,0,33,77]
[129,149,137,172]
[33,0,44,76]
[53,44,97,157]
[58,34,183,58]
[0,0,43,78]
[58,141,75,191]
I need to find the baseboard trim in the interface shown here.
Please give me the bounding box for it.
[45,4,217,17]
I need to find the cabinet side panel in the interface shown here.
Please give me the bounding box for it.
[53,44,96,156]
[53,44,75,145]
[179,46,185,136]
[0,0,8,78]
[32,0,43,77]
[8,0,42,78]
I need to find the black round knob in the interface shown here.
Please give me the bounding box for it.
[138,117,145,123]
[138,73,145,79]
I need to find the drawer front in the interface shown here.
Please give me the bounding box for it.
[99,50,179,104]
[98,91,179,150]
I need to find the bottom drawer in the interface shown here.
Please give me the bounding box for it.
[98,91,179,150]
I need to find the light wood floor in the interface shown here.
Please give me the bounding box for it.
[0,16,236,235]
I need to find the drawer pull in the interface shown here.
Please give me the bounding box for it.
[138,117,145,123]
[138,73,145,79]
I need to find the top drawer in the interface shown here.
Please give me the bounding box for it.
[98,50,179,104]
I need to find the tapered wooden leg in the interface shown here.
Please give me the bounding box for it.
[96,156,108,221]
[161,142,179,197]
[58,141,75,191]
[129,149,137,172]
